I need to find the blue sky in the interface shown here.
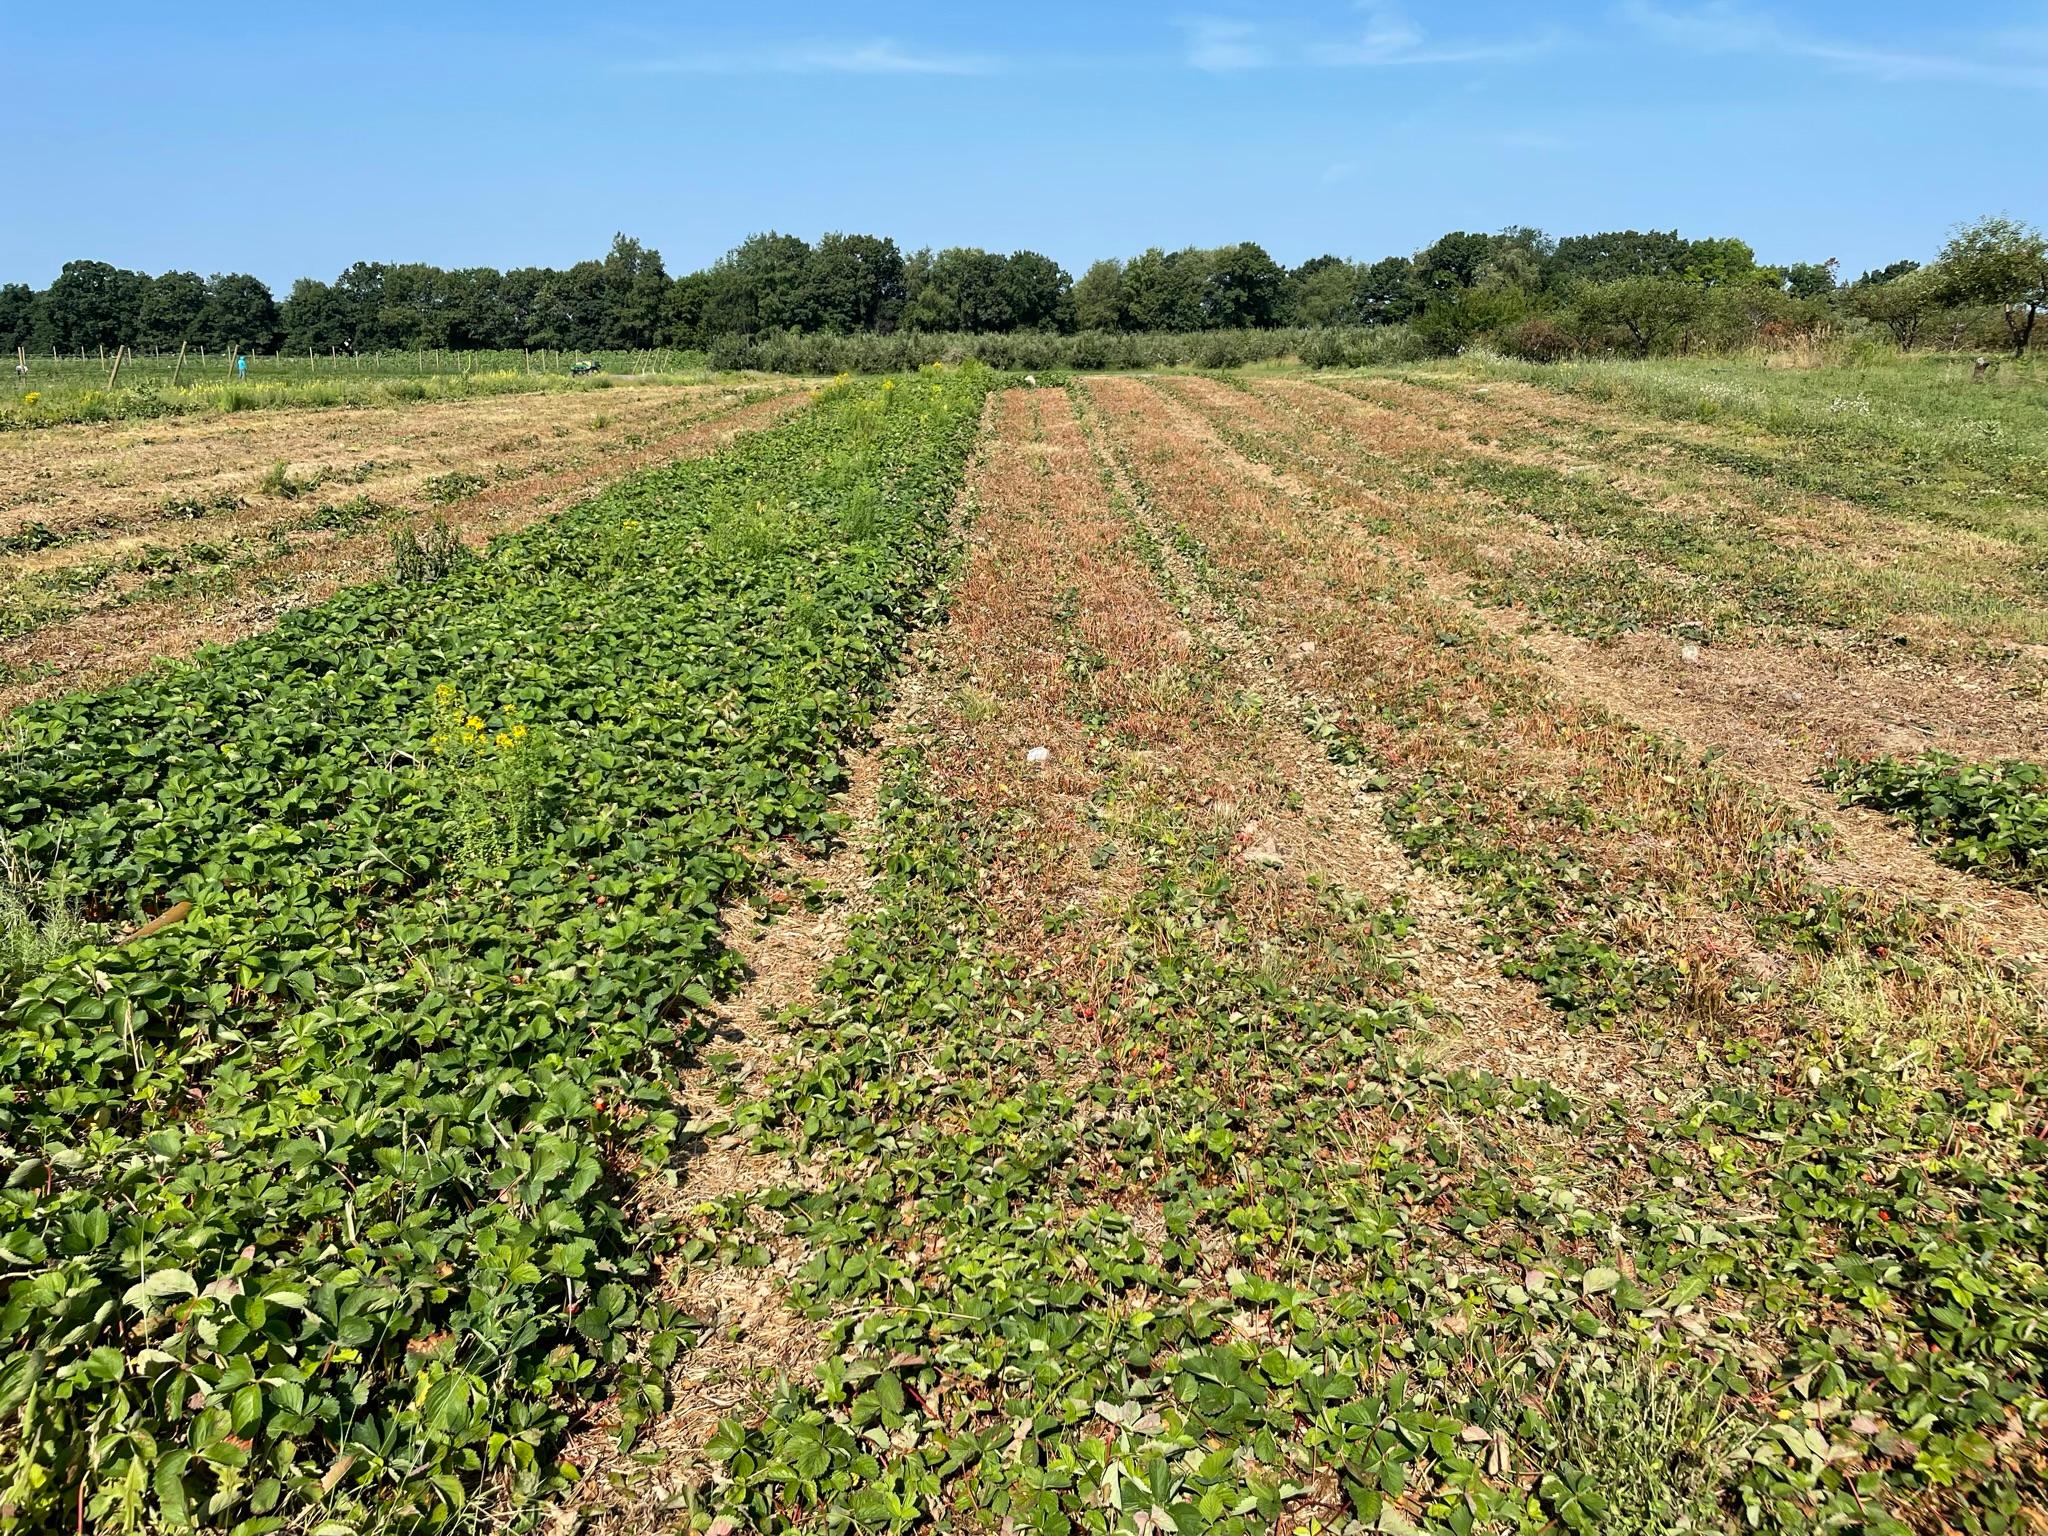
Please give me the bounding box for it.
[8,1,2044,288]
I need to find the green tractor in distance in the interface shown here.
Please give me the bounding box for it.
[570,359,601,376]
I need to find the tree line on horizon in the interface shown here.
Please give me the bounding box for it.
[4,215,2042,362]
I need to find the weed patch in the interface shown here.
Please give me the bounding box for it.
[422,469,488,504]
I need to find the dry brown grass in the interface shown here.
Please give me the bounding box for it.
[1163,374,2048,965]
[1083,374,2046,1056]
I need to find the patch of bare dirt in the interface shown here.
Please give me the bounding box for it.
[563,745,888,1529]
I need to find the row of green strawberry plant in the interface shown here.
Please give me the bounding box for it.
[0,366,994,1531]
[1826,750,2048,890]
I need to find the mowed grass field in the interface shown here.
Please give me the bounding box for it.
[4,350,724,429]
[2,356,2045,1535]
[0,379,812,708]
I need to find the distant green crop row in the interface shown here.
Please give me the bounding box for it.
[0,365,993,1529]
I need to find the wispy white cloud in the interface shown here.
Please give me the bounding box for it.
[1183,17,1269,71]
[1619,2,2048,88]
[1182,2,1556,73]
[633,38,997,77]
[1313,0,1556,66]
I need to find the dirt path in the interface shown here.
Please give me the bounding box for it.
[564,743,893,1529]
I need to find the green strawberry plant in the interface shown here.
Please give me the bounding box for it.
[0,367,993,1531]
[1826,750,2048,890]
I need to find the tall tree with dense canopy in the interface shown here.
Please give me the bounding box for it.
[1201,242,1286,328]
[998,251,1071,332]
[41,260,149,352]
[202,273,281,352]
[0,283,35,351]
[1118,248,1204,332]
[137,271,207,348]
[1071,259,1125,331]
[1938,214,2048,356]
[1412,231,1497,294]
[1548,230,1694,288]
[1355,256,1417,323]
[806,233,907,334]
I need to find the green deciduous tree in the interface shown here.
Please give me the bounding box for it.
[137,271,207,348]
[1847,265,1944,350]
[332,262,392,351]
[1287,258,1364,326]
[1856,259,1921,287]
[1783,260,1838,299]
[0,283,35,352]
[1200,242,1285,328]
[806,233,907,334]
[602,234,670,348]
[1681,237,1759,288]
[202,273,281,352]
[900,248,1069,333]
[41,260,148,352]
[999,250,1071,332]
[1118,248,1204,331]
[1413,284,1529,351]
[1412,230,1496,294]
[1937,214,2048,356]
[280,278,347,352]
[1071,259,1125,331]
[1575,275,1706,356]
[1548,230,1694,289]
[1355,256,1417,324]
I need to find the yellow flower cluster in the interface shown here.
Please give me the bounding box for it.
[429,684,530,758]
